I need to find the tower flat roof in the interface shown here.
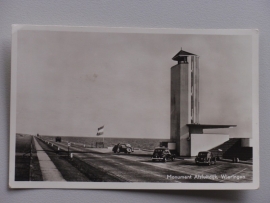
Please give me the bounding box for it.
[187,124,237,129]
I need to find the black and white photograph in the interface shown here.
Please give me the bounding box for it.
[9,25,259,190]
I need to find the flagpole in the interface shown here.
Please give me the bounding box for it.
[97,125,105,147]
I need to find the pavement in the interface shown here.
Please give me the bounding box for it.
[33,137,66,181]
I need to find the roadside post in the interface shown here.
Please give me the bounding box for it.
[68,142,70,157]
[29,137,33,181]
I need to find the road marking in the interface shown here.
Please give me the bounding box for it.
[202,165,223,172]
[231,168,247,176]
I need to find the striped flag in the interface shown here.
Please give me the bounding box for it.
[96,126,104,136]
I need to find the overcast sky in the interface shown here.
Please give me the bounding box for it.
[16,29,253,138]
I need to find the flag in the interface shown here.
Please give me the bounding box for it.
[96,126,104,136]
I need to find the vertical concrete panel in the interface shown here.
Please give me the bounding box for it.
[179,64,190,156]
[170,65,180,154]
[171,63,190,156]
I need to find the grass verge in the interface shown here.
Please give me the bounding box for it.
[15,134,43,181]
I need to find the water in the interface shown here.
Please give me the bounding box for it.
[41,136,170,150]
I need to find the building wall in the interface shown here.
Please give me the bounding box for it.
[190,133,229,156]
[171,63,190,156]
[171,65,180,154]
[241,138,252,147]
[179,65,190,156]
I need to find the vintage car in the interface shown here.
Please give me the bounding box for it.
[112,143,134,154]
[151,147,175,162]
[55,136,62,142]
[195,151,217,165]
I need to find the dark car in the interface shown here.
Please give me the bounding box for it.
[151,147,175,162]
[55,136,61,142]
[112,143,134,154]
[195,151,216,165]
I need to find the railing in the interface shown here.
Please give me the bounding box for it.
[35,137,107,157]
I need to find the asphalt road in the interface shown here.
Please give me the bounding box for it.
[41,138,253,183]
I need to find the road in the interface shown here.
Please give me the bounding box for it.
[39,138,253,183]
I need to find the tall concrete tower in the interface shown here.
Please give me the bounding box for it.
[170,49,199,156]
[170,49,237,157]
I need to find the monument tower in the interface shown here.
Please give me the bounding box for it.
[170,49,237,157]
[171,49,199,156]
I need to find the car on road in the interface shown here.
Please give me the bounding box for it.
[151,147,175,162]
[112,143,134,154]
[195,151,217,165]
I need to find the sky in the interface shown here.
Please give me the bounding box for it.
[16,29,253,138]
